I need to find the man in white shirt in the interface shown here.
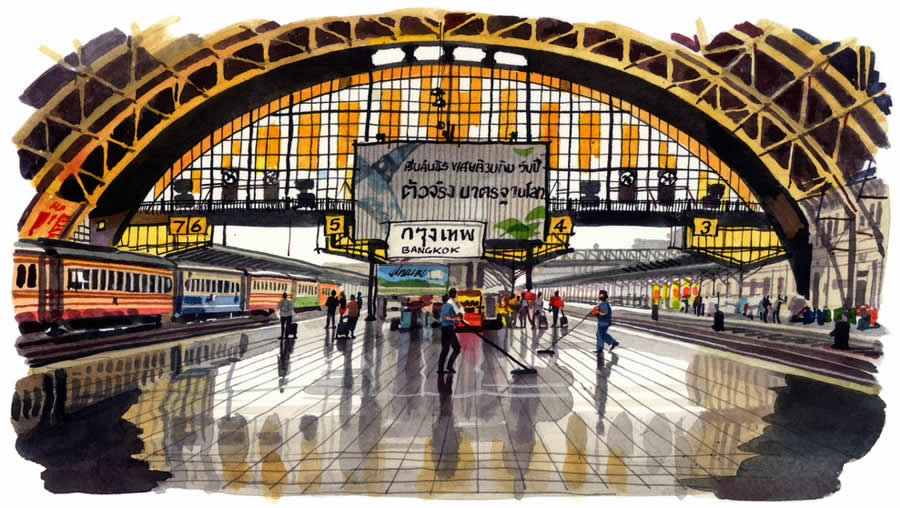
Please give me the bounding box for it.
[278,292,294,344]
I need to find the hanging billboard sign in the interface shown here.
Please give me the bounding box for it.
[353,141,549,248]
[377,264,449,295]
[386,221,485,258]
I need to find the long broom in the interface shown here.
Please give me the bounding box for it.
[537,310,592,355]
[458,318,537,375]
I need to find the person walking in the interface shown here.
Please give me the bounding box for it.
[694,294,703,317]
[497,295,511,328]
[338,291,347,323]
[356,291,364,315]
[346,295,360,338]
[509,295,521,328]
[438,288,462,374]
[758,297,767,323]
[518,294,530,328]
[549,291,564,327]
[324,290,339,328]
[589,290,619,355]
[535,292,546,327]
[278,292,294,354]
[774,295,784,324]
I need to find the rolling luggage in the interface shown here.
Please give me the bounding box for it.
[288,322,299,339]
[560,313,569,328]
[336,318,352,338]
[712,310,725,331]
[400,310,413,330]
[537,312,548,328]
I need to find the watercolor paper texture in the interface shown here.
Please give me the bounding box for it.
[2,3,897,505]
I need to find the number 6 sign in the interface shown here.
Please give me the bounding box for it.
[168,216,207,236]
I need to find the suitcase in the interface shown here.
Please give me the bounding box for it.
[537,312,548,328]
[560,314,569,328]
[288,322,299,339]
[336,319,352,338]
[400,310,413,330]
[712,310,725,331]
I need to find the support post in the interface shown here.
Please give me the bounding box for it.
[525,267,533,291]
[846,212,857,313]
[366,262,377,321]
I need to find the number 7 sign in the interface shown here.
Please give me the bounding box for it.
[168,216,208,236]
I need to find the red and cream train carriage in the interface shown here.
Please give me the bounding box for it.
[247,271,293,314]
[13,239,175,333]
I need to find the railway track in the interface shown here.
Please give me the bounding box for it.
[16,309,323,367]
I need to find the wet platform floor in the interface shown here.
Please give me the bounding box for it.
[11,315,886,500]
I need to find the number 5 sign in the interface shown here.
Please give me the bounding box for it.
[325,215,345,235]
[169,216,208,236]
[692,217,718,237]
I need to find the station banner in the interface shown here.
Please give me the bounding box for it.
[353,141,548,245]
[377,264,449,295]
[386,221,485,258]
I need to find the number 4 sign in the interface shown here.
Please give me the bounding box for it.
[692,217,718,237]
[549,216,572,235]
[168,217,208,236]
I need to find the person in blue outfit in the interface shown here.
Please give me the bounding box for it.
[589,289,619,352]
[438,288,462,374]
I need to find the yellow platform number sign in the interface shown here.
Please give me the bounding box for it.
[692,217,718,237]
[548,216,573,235]
[325,215,345,235]
[169,216,207,236]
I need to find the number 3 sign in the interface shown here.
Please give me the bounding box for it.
[692,217,718,237]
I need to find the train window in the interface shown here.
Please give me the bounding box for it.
[141,274,148,293]
[99,269,106,291]
[68,269,89,290]
[116,271,124,291]
[15,265,25,288]
[126,273,133,292]
[218,280,224,293]
[26,264,37,288]
[91,269,99,290]
[164,277,172,293]
[150,275,156,293]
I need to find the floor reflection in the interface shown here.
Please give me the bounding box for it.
[10,318,885,499]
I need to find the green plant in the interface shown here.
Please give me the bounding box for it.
[494,205,545,240]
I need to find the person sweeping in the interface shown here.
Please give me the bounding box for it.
[589,290,619,353]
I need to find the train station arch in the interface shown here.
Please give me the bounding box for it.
[13,9,891,297]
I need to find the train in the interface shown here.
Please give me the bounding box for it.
[12,238,345,335]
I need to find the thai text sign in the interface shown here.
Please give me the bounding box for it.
[387,221,485,258]
[354,142,548,243]
[377,263,449,295]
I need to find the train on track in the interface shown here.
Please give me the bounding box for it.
[12,238,346,335]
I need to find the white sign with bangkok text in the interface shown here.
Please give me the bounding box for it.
[386,221,485,259]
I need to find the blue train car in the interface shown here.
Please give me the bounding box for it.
[172,261,245,319]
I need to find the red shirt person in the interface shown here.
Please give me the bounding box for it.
[548,291,565,327]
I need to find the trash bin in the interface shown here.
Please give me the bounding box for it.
[713,310,725,331]
[830,321,850,350]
